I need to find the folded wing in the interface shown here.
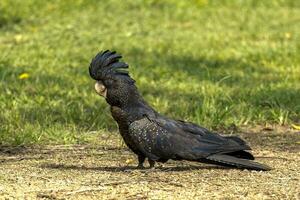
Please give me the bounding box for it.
[129,116,270,170]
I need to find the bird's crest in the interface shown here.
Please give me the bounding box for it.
[89,50,133,82]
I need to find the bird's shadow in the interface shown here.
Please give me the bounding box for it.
[40,163,229,172]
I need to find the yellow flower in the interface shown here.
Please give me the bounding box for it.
[19,73,30,80]
[292,124,300,130]
[285,32,291,39]
[14,34,24,43]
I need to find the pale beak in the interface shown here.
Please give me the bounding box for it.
[94,81,107,98]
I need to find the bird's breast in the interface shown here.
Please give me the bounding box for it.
[111,106,129,128]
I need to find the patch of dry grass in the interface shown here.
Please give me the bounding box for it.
[0,130,299,200]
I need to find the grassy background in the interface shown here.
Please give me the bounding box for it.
[0,0,299,145]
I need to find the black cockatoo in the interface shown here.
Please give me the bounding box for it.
[89,50,271,171]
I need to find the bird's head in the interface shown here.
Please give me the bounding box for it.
[89,50,139,107]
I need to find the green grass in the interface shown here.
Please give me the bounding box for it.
[0,0,299,145]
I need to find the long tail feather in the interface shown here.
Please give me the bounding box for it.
[206,154,271,171]
[226,150,255,160]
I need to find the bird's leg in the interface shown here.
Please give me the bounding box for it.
[137,155,146,169]
[148,159,155,168]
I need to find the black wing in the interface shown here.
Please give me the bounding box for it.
[128,116,271,170]
[128,116,249,161]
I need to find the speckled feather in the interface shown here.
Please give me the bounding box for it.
[129,117,251,161]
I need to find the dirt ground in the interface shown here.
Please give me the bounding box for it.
[1,128,299,200]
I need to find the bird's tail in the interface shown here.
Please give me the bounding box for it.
[205,154,271,171]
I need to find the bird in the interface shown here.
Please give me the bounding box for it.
[89,50,271,171]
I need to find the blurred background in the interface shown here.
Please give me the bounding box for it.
[0,0,299,145]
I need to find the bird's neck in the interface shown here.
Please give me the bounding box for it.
[111,96,156,124]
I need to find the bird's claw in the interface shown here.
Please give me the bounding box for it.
[136,164,145,169]
[149,160,155,169]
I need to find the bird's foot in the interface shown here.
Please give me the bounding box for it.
[148,159,155,169]
[136,163,145,169]
[137,155,146,169]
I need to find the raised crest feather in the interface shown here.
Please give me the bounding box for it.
[89,50,131,81]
